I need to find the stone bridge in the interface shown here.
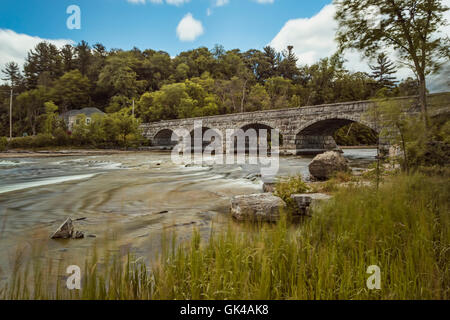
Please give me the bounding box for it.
[140,93,449,155]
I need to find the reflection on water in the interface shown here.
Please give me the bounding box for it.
[0,149,376,280]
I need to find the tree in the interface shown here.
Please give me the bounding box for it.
[61,44,75,73]
[265,76,293,109]
[52,70,91,113]
[335,0,450,126]
[42,101,59,134]
[24,42,63,88]
[278,46,300,81]
[16,87,50,135]
[369,53,397,89]
[110,108,141,148]
[1,62,22,87]
[75,40,92,76]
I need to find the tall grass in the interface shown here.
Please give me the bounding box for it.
[1,173,448,300]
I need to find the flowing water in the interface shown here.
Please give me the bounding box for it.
[0,149,376,282]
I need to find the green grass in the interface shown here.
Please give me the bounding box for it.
[1,173,449,300]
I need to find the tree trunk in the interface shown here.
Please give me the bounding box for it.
[240,79,248,113]
[418,73,429,128]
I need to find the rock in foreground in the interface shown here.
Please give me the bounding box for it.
[231,193,286,222]
[309,151,350,181]
[51,218,74,239]
[290,193,332,216]
[51,217,85,240]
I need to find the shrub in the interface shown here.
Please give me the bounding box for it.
[7,136,33,149]
[274,175,309,210]
[0,136,7,152]
[32,134,55,148]
[54,128,70,146]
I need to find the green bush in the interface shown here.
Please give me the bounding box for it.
[274,175,309,211]
[54,128,70,146]
[32,133,55,148]
[0,136,7,152]
[7,136,34,149]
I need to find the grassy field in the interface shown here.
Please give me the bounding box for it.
[1,172,448,300]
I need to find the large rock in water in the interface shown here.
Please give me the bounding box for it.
[231,193,286,222]
[51,218,74,239]
[309,151,350,181]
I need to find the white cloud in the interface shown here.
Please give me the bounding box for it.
[0,29,73,70]
[216,0,230,7]
[166,0,190,6]
[270,3,450,92]
[176,13,204,42]
[270,5,414,80]
[253,0,274,3]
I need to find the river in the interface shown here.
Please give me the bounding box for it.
[0,149,376,282]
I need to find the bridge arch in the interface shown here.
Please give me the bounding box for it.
[295,116,379,155]
[190,126,223,152]
[227,122,283,154]
[153,128,178,147]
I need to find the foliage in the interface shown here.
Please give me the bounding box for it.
[42,101,59,135]
[335,0,450,122]
[274,175,310,211]
[367,94,450,171]
[369,53,397,90]
[334,122,378,146]
[51,70,91,112]
[0,136,7,151]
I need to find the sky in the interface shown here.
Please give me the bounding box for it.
[0,0,449,91]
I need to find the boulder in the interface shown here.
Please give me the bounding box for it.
[290,193,332,216]
[231,193,286,222]
[308,151,350,181]
[51,218,74,239]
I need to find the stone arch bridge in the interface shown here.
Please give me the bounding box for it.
[140,93,449,155]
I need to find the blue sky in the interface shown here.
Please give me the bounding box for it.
[0,0,331,55]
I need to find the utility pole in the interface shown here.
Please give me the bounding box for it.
[9,88,13,139]
[132,99,135,118]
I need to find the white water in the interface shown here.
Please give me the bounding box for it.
[0,173,98,194]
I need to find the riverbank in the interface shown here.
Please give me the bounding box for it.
[0,149,136,158]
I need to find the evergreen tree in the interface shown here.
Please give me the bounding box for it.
[75,40,92,76]
[279,46,300,81]
[1,62,22,87]
[369,53,397,89]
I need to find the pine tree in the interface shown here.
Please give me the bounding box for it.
[369,53,397,89]
[279,45,300,81]
[1,61,22,87]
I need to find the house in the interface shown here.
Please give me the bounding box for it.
[62,108,105,131]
